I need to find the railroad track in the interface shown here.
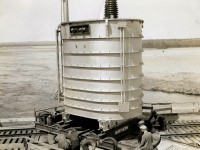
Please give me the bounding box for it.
[161,120,200,148]
[0,127,46,138]
[0,127,48,150]
[0,120,200,149]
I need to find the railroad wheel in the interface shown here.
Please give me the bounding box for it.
[101,137,118,150]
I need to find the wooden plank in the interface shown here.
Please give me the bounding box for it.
[12,138,18,144]
[167,129,174,134]
[177,127,187,134]
[195,126,200,130]
[188,135,200,145]
[181,136,193,144]
[191,120,197,123]
[186,126,199,133]
[174,120,181,125]
[186,126,196,132]
[11,131,16,135]
[169,127,180,134]
[181,120,188,125]
[175,136,188,143]
[192,120,200,124]
[193,135,200,142]
[17,138,23,143]
[179,127,188,133]
[181,126,193,133]
[22,130,28,134]
[183,120,189,124]
[0,131,7,136]
[4,131,11,135]
[5,138,11,144]
[27,129,33,134]
[187,120,193,124]
[186,135,196,143]
[0,139,6,144]
[31,129,36,133]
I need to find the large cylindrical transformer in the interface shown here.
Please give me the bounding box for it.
[60,19,143,122]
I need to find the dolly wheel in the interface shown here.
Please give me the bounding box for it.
[101,137,117,150]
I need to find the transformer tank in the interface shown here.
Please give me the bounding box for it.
[59,15,144,128]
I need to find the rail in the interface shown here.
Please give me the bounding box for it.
[161,120,200,148]
[0,128,46,138]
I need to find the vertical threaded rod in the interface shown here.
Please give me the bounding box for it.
[104,0,118,19]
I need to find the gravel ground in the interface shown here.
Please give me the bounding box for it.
[0,46,200,118]
[142,47,200,104]
[143,73,200,96]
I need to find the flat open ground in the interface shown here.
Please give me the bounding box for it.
[0,46,59,118]
[0,46,200,118]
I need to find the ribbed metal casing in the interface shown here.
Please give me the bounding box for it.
[61,19,143,121]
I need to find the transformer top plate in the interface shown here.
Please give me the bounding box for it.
[61,18,144,25]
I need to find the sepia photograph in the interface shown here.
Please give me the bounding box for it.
[0,0,200,149]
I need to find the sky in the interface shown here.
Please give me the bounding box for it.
[0,0,200,42]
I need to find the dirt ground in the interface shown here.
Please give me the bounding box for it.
[0,46,200,118]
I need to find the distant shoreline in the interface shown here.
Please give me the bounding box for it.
[143,38,200,49]
[1,38,200,49]
[0,41,56,47]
